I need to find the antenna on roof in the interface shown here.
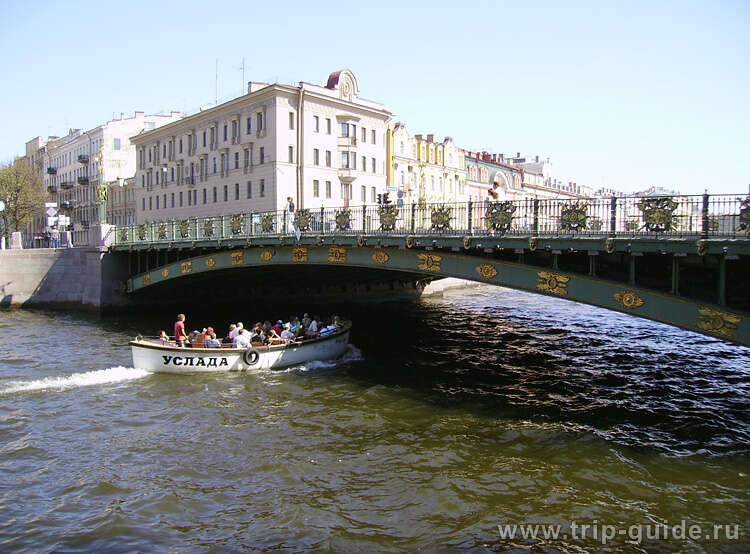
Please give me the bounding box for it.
[233,57,246,94]
[215,59,219,105]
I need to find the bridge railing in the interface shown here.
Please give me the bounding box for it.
[113,193,749,245]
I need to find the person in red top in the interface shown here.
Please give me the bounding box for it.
[174,313,188,347]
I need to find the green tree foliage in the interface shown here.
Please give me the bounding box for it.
[0,159,45,240]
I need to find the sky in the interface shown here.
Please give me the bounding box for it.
[0,0,748,196]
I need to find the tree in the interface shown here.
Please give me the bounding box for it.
[0,159,45,241]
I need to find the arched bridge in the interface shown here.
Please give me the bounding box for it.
[110,194,750,345]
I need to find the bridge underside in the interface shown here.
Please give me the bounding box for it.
[116,240,750,346]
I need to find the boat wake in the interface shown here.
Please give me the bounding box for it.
[275,345,364,373]
[0,366,150,395]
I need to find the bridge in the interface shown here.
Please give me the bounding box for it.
[110,193,750,346]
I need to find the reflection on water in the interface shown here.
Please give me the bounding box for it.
[0,285,748,552]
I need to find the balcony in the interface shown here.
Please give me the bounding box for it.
[60,181,74,190]
[338,168,357,183]
[47,167,57,175]
[337,136,357,148]
[77,176,89,185]
[47,185,57,193]
[77,154,89,164]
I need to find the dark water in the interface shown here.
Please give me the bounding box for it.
[1,285,748,552]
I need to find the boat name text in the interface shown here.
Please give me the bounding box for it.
[162,355,229,367]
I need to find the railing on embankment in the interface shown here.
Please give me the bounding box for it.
[112,193,750,246]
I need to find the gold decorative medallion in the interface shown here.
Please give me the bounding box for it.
[206,257,215,268]
[696,239,708,256]
[316,235,323,246]
[529,237,539,252]
[161,268,169,278]
[292,247,308,262]
[357,235,366,247]
[260,248,275,261]
[231,250,244,265]
[372,250,390,264]
[476,264,498,279]
[328,246,346,262]
[614,290,645,309]
[142,273,151,285]
[537,271,569,296]
[605,238,616,254]
[417,253,442,272]
[406,236,415,249]
[697,307,740,338]
[181,261,192,274]
[463,236,472,250]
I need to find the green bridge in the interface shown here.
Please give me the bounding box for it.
[110,193,750,346]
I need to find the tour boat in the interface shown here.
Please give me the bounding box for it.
[129,322,352,373]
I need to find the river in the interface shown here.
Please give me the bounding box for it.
[1,285,748,552]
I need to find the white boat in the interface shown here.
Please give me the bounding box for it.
[129,323,352,373]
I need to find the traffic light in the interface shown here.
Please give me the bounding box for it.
[377,194,383,204]
[383,192,391,204]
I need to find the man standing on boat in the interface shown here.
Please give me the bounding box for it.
[174,314,188,347]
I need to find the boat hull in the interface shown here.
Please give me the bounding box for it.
[130,327,351,373]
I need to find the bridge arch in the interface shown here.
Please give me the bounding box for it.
[127,245,750,346]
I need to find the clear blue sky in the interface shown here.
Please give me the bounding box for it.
[1,0,748,195]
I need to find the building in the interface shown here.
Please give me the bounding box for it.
[107,177,137,227]
[387,123,466,206]
[20,136,62,242]
[131,70,392,224]
[42,111,182,239]
[463,151,525,202]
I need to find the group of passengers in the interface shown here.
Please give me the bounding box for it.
[165,313,342,348]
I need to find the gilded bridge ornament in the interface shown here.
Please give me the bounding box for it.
[161,268,169,278]
[157,223,167,240]
[260,248,275,261]
[142,273,151,285]
[638,197,678,233]
[430,205,452,231]
[137,224,147,241]
[696,239,708,256]
[614,290,645,309]
[335,208,351,232]
[476,264,498,279]
[292,247,308,262]
[231,250,244,265]
[293,209,312,232]
[119,228,129,242]
[202,219,215,238]
[560,201,589,232]
[260,213,275,233]
[537,271,569,296]
[96,184,107,203]
[378,205,398,231]
[528,237,538,252]
[181,261,192,274]
[485,201,516,234]
[206,257,216,268]
[605,238,616,254]
[697,307,740,338]
[230,214,243,235]
[177,219,190,238]
[417,253,442,272]
[328,246,347,262]
[372,250,390,264]
[736,195,750,233]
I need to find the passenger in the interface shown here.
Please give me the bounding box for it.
[174,314,188,347]
[267,326,282,345]
[229,322,243,341]
[226,324,236,343]
[250,323,265,344]
[280,324,295,345]
[205,333,221,348]
[302,313,311,330]
[262,320,272,335]
[193,328,207,347]
[305,316,319,338]
[270,320,283,337]
[158,330,170,345]
[233,328,251,348]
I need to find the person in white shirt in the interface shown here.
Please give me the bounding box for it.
[305,317,319,338]
[280,324,295,345]
[229,322,243,341]
[233,328,251,348]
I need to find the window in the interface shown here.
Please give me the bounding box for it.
[372,130,376,144]
[203,131,207,147]
[234,152,239,169]
[142,198,145,210]
[114,138,121,150]
[257,112,263,131]
[247,181,252,198]
[401,171,405,185]
[371,157,376,173]
[352,153,356,170]
[213,158,217,173]
[171,193,175,208]
[260,179,265,197]
[235,183,240,200]
[341,152,349,168]
[361,127,366,142]
[232,120,237,140]
[341,123,349,137]
[148,149,152,162]
[371,187,376,203]
[259,147,264,164]
[213,187,217,203]
[163,144,167,158]
[289,112,294,130]
[341,183,351,199]
[203,188,207,204]
[155,171,159,185]
[325,150,331,167]
[244,149,249,168]
[314,116,319,132]
[171,167,175,181]
[326,118,331,134]
[361,156,366,171]
[155,196,159,209]
[224,184,228,201]
[288,146,294,163]
[179,191,183,206]
[223,125,227,141]
[145,121,155,130]
[313,180,319,198]
[313,148,319,165]
[325,180,331,198]
[361,185,366,202]
[400,141,404,154]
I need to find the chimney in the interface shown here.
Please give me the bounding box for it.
[415,134,423,141]
[535,155,539,163]
[517,152,521,158]
[426,134,434,142]
[499,153,504,162]
[248,81,269,93]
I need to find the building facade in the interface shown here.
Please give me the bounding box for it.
[42,111,182,236]
[131,70,391,224]
[387,123,466,206]
[463,151,525,202]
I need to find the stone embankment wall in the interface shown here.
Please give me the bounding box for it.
[0,248,128,312]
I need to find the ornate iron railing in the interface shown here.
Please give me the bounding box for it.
[113,193,750,245]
